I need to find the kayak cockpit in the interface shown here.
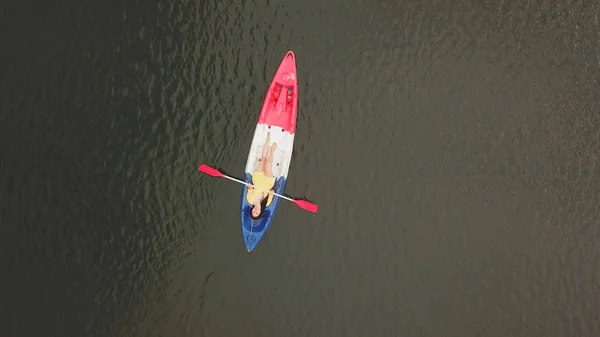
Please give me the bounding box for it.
[240,174,287,251]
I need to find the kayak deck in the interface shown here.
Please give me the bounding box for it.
[244,125,294,179]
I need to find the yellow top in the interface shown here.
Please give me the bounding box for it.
[246,171,276,206]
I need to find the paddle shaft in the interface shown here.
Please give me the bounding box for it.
[219,174,294,202]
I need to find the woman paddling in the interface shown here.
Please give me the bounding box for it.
[246,132,278,220]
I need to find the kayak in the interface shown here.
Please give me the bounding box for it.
[240,51,298,252]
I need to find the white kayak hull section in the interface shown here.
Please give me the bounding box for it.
[244,123,295,179]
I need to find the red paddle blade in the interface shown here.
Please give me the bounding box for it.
[293,199,319,213]
[198,164,224,177]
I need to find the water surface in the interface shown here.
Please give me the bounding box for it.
[1,0,599,336]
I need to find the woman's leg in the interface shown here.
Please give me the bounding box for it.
[264,142,278,177]
[258,132,271,171]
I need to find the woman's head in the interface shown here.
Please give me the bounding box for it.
[250,197,268,220]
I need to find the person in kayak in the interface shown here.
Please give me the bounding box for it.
[246,131,278,220]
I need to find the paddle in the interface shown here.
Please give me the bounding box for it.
[198,164,318,213]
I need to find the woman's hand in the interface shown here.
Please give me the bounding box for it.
[246,184,253,189]
[269,190,275,196]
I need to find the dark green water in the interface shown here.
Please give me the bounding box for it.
[1,0,599,336]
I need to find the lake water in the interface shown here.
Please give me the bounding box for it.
[2,0,599,336]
